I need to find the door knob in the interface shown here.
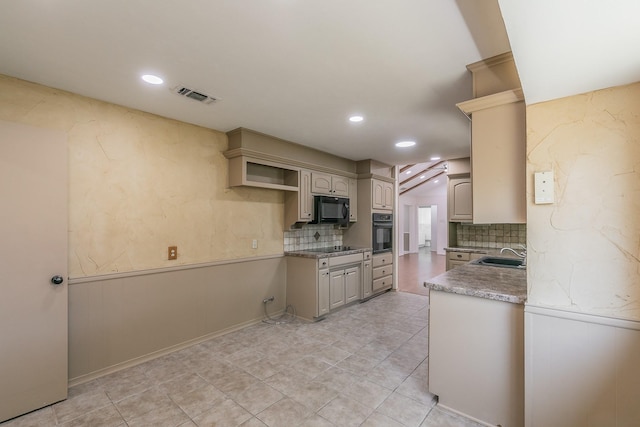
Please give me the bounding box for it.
[51,275,64,285]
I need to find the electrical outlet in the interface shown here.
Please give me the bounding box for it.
[252,239,258,249]
[168,246,177,260]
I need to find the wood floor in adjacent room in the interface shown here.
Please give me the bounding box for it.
[397,246,446,296]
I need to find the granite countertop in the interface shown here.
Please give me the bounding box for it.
[285,247,371,259]
[424,262,527,304]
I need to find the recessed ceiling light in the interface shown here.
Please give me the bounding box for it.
[431,156,441,161]
[420,175,426,179]
[142,74,163,85]
[349,115,364,123]
[405,170,412,175]
[434,180,439,183]
[395,141,416,148]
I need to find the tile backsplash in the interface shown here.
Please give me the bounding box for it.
[284,224,343,252]
[456,223,526,249]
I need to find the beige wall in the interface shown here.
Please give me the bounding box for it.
[0,75,284,277]
[526,81,640,321]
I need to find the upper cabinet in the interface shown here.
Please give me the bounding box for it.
[372,179,393,211]
[227,156,299,191]
[448,175,472,222]
[285,169,313,225]
[456,52,526,224]
[224,128,361,227]
[348,178,358,222]
[311,172,349,197]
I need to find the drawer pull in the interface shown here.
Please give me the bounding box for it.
[457,254,462,258]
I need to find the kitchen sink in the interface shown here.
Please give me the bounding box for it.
[471,256,525,269]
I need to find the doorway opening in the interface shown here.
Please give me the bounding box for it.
[418,206,432,250]
[397,204,445,296]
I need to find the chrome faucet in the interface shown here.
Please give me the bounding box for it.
[501,244,527,267]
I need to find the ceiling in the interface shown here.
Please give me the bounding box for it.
[0,0,511,170]
[1,1,638,198]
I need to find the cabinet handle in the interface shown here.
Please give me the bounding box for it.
[456,254,462,258]
[382,270,385,274]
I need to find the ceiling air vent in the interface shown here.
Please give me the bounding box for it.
[173,86,219,104]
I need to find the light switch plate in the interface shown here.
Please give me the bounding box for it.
[534,171,554,204]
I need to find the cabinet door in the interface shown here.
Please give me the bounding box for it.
[311,172,333,195]
[372,179,393,210]
[471,101,526,224]
[332,176,349,197]
[372,180,385,209]
[344,266,361,304]
[348,178,357,222]
[382,182,394,210]
[318,269,330,316]
[329,270,346,310]
[448,176,472,222]
[299,169,313,221]
[362,259,372,299]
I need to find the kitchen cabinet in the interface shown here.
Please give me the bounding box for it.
[348,178,358,222]
[372,179,393,211]
[457,91,526,224]
[330,266,360,309]
[372,252,393,293]
[311,172,349,197]
[429,289,524,426]
[448,175,472,222]
[227,156,299,191]
[470,97,525,224]
[284,169,313,226]
[362,251,372,299]
[286,252,364,321]
[318,266,330,317]
[446,249,485,271]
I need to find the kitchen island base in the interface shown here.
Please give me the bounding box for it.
[428,289,524,427]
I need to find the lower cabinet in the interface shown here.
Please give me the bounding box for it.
[330,265,360,309]
[362,251,373,299]
[286,253,363,321]
[344,266,360,304]
[330,269,346,310]
[429,290,524,426]
[446,249,485,271]
[318,268,330,317]
[372,252,393,293]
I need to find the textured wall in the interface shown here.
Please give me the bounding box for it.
[0,75,284,277]
[526,82,640,321]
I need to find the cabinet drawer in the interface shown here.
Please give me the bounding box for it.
[373,276,393,292]
[318,258,329,269]
[448,251,470,261]
[373,265,392,280]
[372,254,392,268]
[329,253,363,267]
[448,260,468,269]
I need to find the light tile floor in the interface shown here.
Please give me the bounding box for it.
[1,291,483,427]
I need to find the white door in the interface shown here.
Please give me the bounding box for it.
[0,120,68,422]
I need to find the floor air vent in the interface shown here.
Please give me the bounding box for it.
[173,86,219,104]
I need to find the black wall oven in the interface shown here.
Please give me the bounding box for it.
[372,213,393,253]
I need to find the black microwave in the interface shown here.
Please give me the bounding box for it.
[311,196,350,226]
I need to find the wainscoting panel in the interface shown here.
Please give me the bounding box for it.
[525,305,640,427]
[68,256,286,385]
